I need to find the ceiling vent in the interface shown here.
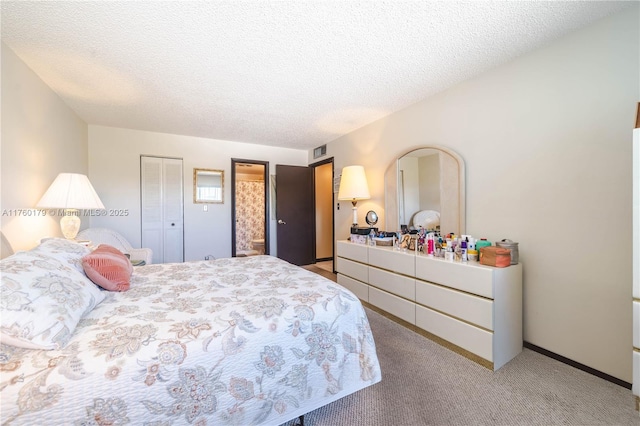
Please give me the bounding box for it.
[313,145,327,159]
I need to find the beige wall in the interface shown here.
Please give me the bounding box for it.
[1,43,89,251]
[314,7,639,382]
[88,125,307,261]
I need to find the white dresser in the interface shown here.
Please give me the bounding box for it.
[337,240,523,371]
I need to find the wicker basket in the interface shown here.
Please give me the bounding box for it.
[373,237,393,246]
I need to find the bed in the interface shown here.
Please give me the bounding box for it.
[0,239,381,425]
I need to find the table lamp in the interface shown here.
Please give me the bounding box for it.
[36,173,105,240]
[338,165,370,227]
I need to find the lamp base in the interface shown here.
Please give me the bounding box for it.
[60,210,81,240]
[351,202,358,227]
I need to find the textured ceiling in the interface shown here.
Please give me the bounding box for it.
[1,1,630,150]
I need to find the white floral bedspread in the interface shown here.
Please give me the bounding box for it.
[0,255,380,425]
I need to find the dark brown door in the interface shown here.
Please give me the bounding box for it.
[276,165,314,265]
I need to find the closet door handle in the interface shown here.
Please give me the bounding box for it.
[278,219,286,225]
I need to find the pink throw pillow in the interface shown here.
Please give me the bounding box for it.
[82,244,133,291]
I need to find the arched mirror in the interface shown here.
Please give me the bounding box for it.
[384,146,465,235]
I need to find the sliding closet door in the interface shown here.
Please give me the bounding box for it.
[141,157,163,263]
[141,156,184,263]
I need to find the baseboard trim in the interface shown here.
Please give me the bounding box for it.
[523,342,631,389]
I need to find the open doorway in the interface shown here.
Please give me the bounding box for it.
[231,159,269,257]
[311,158,334,272]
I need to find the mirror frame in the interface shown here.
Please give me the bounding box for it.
[365,210,379,226]
[193,168,224,204]
[384,145,465,235]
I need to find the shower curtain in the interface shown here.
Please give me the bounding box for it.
[235,180,265,251]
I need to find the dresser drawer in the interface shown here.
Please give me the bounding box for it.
[337,274,369,302]
[337,257,368,283]
[416,304,493,362]
[369,266,415,301]
[416,280,493,330]
[337,240,368,263]
[368,246,415,276]
[416,255,494,298]
[369,287,415,324]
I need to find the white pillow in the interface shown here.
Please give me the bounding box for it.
[31,238,92,273]
[0,241,105,350]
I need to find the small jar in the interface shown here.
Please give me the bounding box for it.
[467,249,478,262]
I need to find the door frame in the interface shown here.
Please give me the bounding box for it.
[310,157,335,271]
[231,158,270,257]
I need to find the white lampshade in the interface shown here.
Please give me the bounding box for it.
[36,173,104,240]
[338,165,370,227]
[338,165,370,202]
[36,173,104,210]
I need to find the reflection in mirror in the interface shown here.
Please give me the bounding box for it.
[365,210,378,226]
[194,169,224,203]
[385,146,465,235]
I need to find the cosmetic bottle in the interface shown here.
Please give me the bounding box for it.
[445,245,454,261]
[368,229,376,246]
[468,237,476,252]
[427,233,435,256]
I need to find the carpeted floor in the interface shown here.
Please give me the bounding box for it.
[292,265,639,426]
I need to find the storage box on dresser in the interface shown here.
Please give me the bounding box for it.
[336,240,523,371]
